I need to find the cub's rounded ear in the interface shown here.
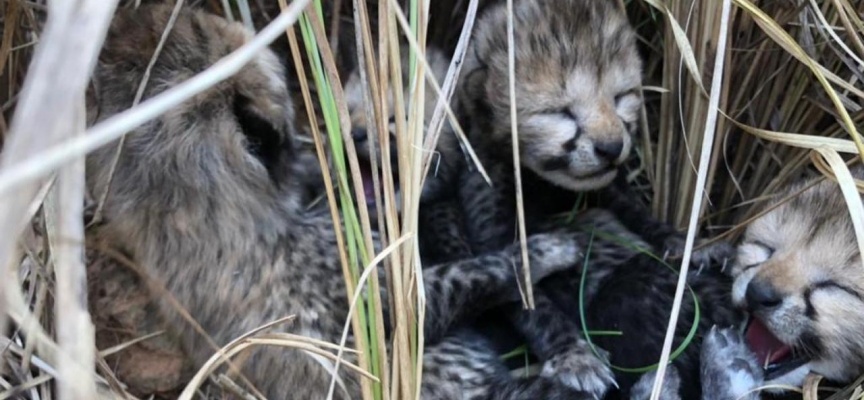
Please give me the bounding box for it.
[233,94,291,177]
[456,46,489,116]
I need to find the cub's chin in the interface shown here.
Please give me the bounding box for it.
[532,166,618,192]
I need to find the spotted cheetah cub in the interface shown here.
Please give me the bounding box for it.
[632,168,864,400]
[342,45,474,263]
[452,0,645,396]
[729,166,864,394]
[460,0,641,194]
[455,0,694,258]
[343,46,463,206]
[87,5,593,399]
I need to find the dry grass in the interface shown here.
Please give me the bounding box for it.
[0,0,863,399]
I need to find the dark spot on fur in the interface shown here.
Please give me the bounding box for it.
[803,287,817,319]
[451,278,465,294]
[798,330,823,358]
[562,137,577,152]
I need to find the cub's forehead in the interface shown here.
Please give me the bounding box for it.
[744,179,864,275]
[477,0,636,63]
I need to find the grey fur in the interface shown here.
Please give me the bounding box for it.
[87,5,592,399]
[700,327,762,400]
[451,0,644,396]
[628,367,682,400]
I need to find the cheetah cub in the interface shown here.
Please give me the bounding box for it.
[343,45,464,207]
[87,5,593,399]
[453,0,644,396]
[460,0,641,195]
[627,168,864,400]
[728,166,864,395]
[343,45,474,263]
[454,0,736,397]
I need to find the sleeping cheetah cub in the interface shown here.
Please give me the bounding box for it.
[455,0,735,397]
[457,0,703,256]
[628,168,864,400]
[454,0,643,396]
[729,166,864,395]
[87,5,595,399]
[460,0,641,197]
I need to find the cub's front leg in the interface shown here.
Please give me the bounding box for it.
[503,293,616,398]
[421,231,582,343]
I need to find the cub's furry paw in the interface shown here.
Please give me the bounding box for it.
[664,235,735,271]
[516,232,582,283]
[540,343,615,399]
[628,366,682,400]
[701,326,762,400]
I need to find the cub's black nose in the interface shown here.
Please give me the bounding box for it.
[594,140,624,161]
[746,279,783,310]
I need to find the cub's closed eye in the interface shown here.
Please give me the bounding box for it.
[741,240,775,271]
[614,89,638,104]
[811,281,863,300]
[549,108,577,121]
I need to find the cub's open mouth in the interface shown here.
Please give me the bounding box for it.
[357,158,399,208]
[745,317,810,380]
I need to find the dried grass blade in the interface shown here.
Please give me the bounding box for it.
[299,4,382,398]
[327,234,412,400]
[833,0,864,44]
[421,0,478,166]
[807,0,864,68]
[732,0,864,160]
[651,0,731,398]
[0,0,119,366]
[666,5,705,93]
[236,0,254,31]
[727,116,860,154]
[349,1,393,390]
[179,335,377,400]
[0,336,58,378]
[803,373,823,400]
[388,0,490,185]
[0,375,52,400]
[0,0,20,78]
[98,331,165,358]
[215,374,256,400]
[44,95,96,400]
[811,148,864,265]
[506,0,533,309]
[219,0,235,22]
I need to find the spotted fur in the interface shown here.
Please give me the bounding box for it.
[731,167,864,390]
[86,5,594,399]
[452,1,658,397]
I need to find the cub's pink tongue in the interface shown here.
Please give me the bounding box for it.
[746,319,791,366]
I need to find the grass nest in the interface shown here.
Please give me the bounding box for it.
[0,0,863,399]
